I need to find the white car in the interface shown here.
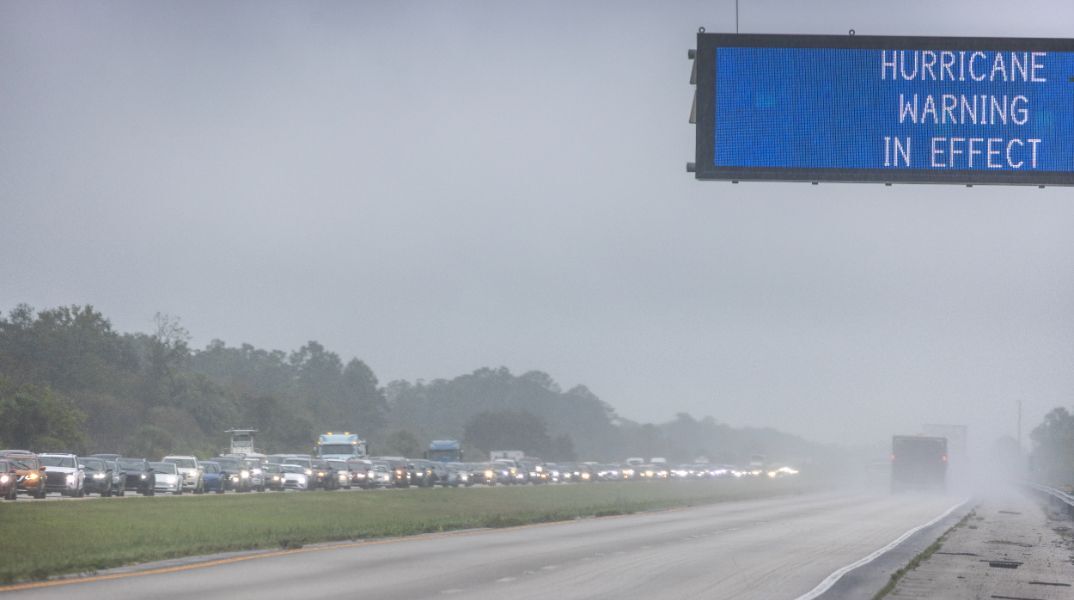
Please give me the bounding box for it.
[281,464,310,490]
[150,462,183,494]
[37,453,85,497]
[162,455,203,493]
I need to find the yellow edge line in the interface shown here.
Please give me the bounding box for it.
[0,509,666,594]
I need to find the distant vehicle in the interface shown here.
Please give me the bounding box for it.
[261,462,285,491]
[490,450,524,462]
[518,458,547,484]
[200,461,227,493]
[78,457,115,497]
[116,457,155,496]
[347,459,374,488]
[226,428,260,455]
[38,453,85,497]
[1,451,47,499]
[625,457,645,467]
[425,440,463,463]
[281,464,311,490]
[408,459,437,487]
[214,456,253,492]
[368,462,393,487]
[311,459,337,490]
[326,460,352,489]
[492,458,525,484]
[90,453,121,461]
[104,459,126,495]
[162,455,203,493]
[0,459,18,500]
[151,462,183,494]
[316,432,368,460]
[442,463,471,487]
[238,456,267,492]
[375,457,410,488]
[891,435,947,492]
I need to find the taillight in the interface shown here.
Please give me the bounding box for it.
[942,454,947,462]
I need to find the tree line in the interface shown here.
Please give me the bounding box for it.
[0,304,831,464]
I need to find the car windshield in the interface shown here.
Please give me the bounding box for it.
[39,455,76,468]
[117,459,144,469]
[151,463,176,474]
[282,465,305,474]
[166,458,196,468]
[202,463,220,473]
[80,458,106,470]
[215,458,241,469]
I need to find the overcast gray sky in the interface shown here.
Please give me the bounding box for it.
[3,0,1073,452]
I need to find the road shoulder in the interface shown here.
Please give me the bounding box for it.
[883,488,1074,600]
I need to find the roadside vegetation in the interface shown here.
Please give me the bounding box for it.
[0,303,845,467]
[0,478,810,584]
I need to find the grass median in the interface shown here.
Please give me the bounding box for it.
[0,478,813,584]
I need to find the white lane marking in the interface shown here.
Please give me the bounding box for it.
[440,589,464,595]
[540,564,559,571]
[793,499,969,600]
[496,577,517,583]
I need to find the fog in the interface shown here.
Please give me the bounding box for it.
[2,0,1073,455]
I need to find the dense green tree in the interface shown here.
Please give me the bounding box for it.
[382,429,422,457]
[0,377,87,452]
[1031,407,1074,485]
[463,410,553,458]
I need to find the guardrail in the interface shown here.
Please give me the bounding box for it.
[1025,481,1074,517]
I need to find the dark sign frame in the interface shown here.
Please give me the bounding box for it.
[693,33,1074,185]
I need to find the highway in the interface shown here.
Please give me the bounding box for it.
[4,491,962,600]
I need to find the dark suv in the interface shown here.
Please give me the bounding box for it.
[78,456,116,497]
[116,457,156,496]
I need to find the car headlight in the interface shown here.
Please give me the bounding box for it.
[305,469,313,476]
[28,472,38,480]
[484,470,494,479]
[240,470,250,479]
[252,468,262,475]
[140,474,147,479]
[0,474,9,484]
[94,473,106,479]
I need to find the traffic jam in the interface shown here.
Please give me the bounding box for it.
[0,431,799,500]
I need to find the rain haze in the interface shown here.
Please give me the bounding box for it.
[3,0,1074,455]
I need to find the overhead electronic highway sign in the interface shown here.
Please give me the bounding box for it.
[689,33,1074,185]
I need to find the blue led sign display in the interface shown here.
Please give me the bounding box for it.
[692,34,1074,185]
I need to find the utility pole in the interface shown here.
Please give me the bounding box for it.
[735,0,739,34]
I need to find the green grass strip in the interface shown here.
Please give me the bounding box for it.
[0,478,811,584]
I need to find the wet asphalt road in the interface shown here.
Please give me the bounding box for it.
[5,491,961,600]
